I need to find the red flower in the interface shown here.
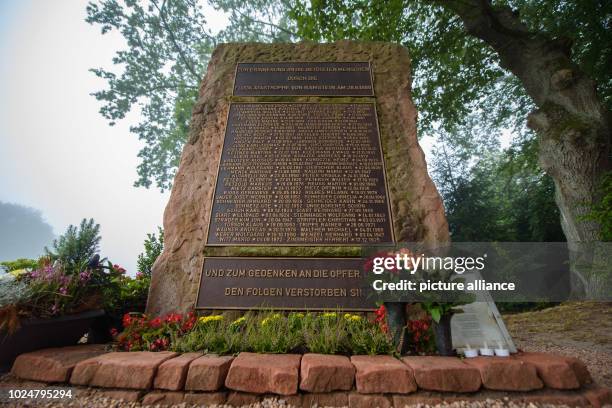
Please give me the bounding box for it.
[122,313,132,328]
[165,313,182,324]
[150,317,162,328]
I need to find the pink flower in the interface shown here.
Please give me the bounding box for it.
[79,270,92,282]
[113,264,126,274]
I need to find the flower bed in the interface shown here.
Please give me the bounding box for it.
[113,310,399,355]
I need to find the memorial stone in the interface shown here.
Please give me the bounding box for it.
[147,42,449,315]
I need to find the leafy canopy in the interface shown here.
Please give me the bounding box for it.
[86,0,294,190]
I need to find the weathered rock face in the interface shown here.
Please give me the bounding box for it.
[147,41,449,315]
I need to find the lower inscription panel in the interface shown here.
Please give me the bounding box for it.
[196,257,376,310]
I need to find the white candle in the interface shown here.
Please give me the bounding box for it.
[494,341,510,357]
[480,342,494,356]
[463,344,479,358]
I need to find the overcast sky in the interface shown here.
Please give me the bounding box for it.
[0,1,447,275]
[0,0,227,273]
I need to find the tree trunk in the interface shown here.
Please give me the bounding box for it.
[438,0,611,296]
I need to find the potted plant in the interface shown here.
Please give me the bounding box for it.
[0,219,120,369]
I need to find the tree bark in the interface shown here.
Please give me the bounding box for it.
[438,0,611,296]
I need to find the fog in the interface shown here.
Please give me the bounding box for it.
[0,1,226,273]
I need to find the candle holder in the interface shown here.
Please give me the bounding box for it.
[463,345,478,358]
[480,342,494,356]
[494,341,510,357]
[494,348,510,357]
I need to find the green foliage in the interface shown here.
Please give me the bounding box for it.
[136,227,164,277]
[172,311,394,355]
[44,218,101,270]
[431,135,565,242]
[290,0,611,135]
[244,312,303,353]
[0,258,38,272]
[86,0,295,190]
[582,172,612,241]
[103,273,150,318]
[345,314,396,355]
[302,312,348,354]
[174,314,243,354]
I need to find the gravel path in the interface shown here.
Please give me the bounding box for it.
[0,393,587,408]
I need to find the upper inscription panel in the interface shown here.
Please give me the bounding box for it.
[233,62,373,96]
[207,103,394,246]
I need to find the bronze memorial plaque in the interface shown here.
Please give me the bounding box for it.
[196,257,375,310]
[233,62,373,96]
[207,102,394,246]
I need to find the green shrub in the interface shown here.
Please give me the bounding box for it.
[345,314,395,355]
[103,273,150,319]
[244,312,303,353]
[173,314,244,355]
[44,218,101,271]
[168,311,393,356]
[0,258,38,272]
[302,312,348,354]
[582,172,612,241]
[136,227,164,278]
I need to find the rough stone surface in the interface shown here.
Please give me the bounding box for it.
[147,41,449,315]
[302,392,349,407]
[515,352,581,389]
[154,352,202,391]
[183,392,227,406]
[393,395,444,407]
[95,389,143,402]
[300,353,355,392]
[582,386,612,408]
[226,391,262,406]
[70,351,177,389]
[225,353,301,395]
[464,357,543,391]
[11,345,107,383]
[142,391,184,405]
[564,355,593,386]
[351,355,416,394]
[349,392,392,408]
[402,356,481,392]
[184,355,234,391]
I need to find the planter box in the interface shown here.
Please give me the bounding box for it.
[0,309,104,371]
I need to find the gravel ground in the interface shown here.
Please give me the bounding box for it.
[504,302,612,389]
[1,302,609,407]
[0,394,588,408]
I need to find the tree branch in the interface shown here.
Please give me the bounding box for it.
[232,7,297,38]
[151,0,201,82]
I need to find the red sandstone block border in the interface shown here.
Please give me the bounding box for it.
[10,347,606,405]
